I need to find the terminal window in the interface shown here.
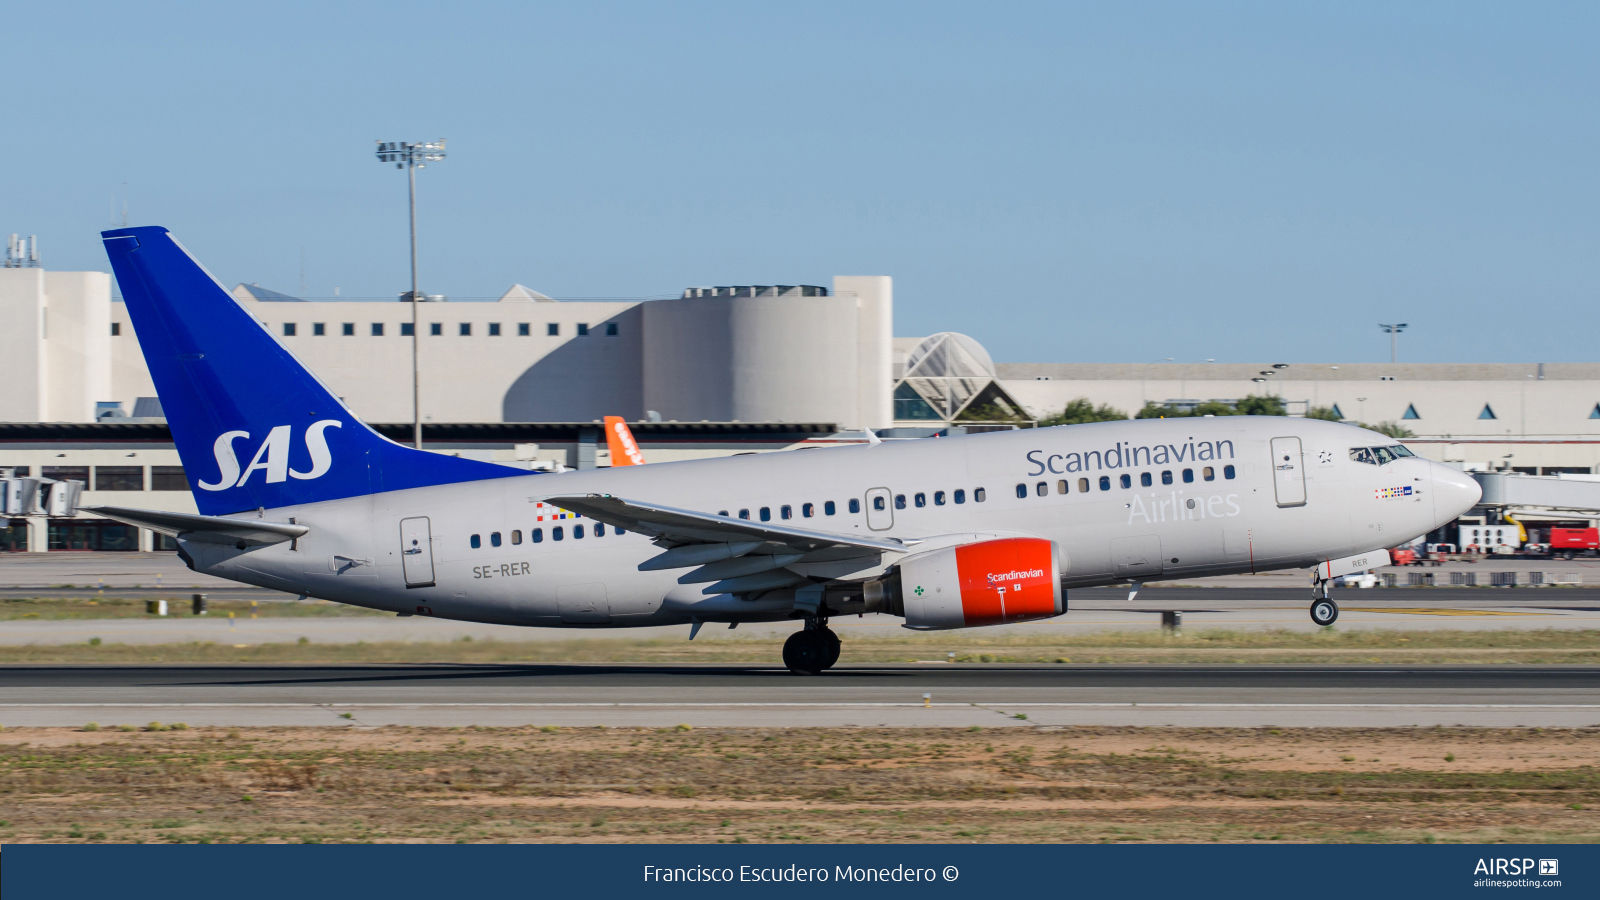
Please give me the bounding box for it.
[430,323,442,336]
[282,323,296,337]
[518,323,530,336]
[342,323,355,336]
[547,323,559,336]
[459,323,471,336]
[371,323,384,336]
[400,323,414,336]
[577,323,590,336]
[488,323,501,336]
[110,322,121,336]
[313,323,326,336]
[151,466,189,491]
[605,323,618,336]
[95,466,144,491]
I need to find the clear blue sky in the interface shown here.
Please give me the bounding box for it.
[6,2,1598,364]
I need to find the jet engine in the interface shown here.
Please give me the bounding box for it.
[864,536,1062,630]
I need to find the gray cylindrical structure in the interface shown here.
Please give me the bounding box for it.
[643,288,879,427]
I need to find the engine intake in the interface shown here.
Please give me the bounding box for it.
[866,536,1061,630]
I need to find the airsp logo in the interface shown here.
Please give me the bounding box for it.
[198,421,342,491]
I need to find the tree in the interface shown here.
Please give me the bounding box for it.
[1039,397,1128,427]
[1305,406,1343,421]
[1369,421,1416,439]
[1234,394,1287,416]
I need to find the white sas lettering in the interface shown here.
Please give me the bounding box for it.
[236,425,292,487]
[199,430,249,491]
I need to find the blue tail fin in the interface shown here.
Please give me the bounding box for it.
[103,226,526,516]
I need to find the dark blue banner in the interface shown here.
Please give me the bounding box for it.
[3,844,1595,899]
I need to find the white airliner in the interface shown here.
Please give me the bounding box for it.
[90,226,1482,673]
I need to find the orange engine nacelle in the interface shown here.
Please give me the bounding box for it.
[884,537,1062,630]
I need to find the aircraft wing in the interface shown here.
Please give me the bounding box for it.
[83,505,309,547]
[543,493,913,555]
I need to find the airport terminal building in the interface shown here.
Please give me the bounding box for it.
[5,262,1600,549]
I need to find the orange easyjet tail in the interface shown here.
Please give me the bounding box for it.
[604,416,646,466]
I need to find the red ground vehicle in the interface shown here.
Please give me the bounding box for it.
[1389,547,1420,566]
[1549,527,1599,559]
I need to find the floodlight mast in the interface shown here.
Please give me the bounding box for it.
[1378,323,1408,364]
[375,139,447,449]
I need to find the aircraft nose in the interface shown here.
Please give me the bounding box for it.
[1431,463,1482,526]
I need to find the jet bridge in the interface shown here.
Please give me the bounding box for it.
[1472,473,1600,519]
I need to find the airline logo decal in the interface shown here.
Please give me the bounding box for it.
[1376,486,1413,500]
[532,500,579,522]
[198,421,342,491]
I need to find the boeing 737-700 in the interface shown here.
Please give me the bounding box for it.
[89,226,1482,673]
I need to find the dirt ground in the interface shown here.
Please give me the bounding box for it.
[0,725,1595,844]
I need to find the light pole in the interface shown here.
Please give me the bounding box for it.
[375,139,447,449]
[1379,323,1408,364]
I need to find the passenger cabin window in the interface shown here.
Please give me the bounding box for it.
[760,507,771,521]
[802,503,814,517]
[954,489,966,504]
[511,530,522,545]
[1161,470,1173,485]
[739,509,750,519]
[934,491,946,506]
[894,494,906,509]
[1140,472,1152,487]
[531,528,543,543]
[470,534,481,549]
[1224,465,1236,479]
[824,501,836,516]
[1203,467,1215,481]
[849,498,861,514]
[1182,468,1194,483]
[553,526,564,541]
[490,532,501,547]
[914,493,926,507]
[1036,481,1048,497]
[1099,476,1111,491]
[1015,483,1027,499]
[781,505,793,519]
[1056,480,1068,494]
[594,523,605,536]
[872,496,885,511]
[974,487,986,502]
[574,525,584,538]
[1120,474,1132,489]
[718,510,729,517]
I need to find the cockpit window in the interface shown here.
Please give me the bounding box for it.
[1351,445,1415,465]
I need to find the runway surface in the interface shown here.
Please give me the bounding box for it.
[4,587,1598,646]
[2,663,1596,728]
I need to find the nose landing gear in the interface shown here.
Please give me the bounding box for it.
[782,619,841,675]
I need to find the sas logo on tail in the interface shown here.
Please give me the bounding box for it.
[199,421,342,492]
[1375,485,1413,500]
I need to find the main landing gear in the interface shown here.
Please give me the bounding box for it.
[782,619,841,675]
[1309,578,1339,627]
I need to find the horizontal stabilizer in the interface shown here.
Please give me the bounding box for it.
[84,505,309,547]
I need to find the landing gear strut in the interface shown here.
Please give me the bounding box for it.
[782,619,840,675]
[1309,577,1339,626]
